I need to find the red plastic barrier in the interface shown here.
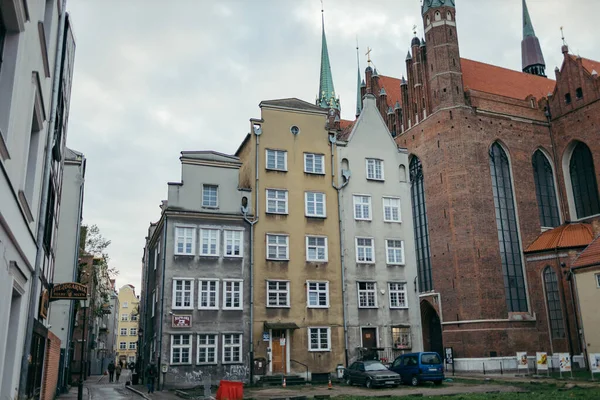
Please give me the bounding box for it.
[216,380,244,400]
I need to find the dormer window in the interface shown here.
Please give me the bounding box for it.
[565,93,572,105]
[576,87,583,100]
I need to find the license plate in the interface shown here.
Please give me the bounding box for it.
[429,368,437,371]
[385,381,395,384]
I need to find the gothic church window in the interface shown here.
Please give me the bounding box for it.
[447,11,452,20]
[410,156,433,292]
[489,142,527,312]
[532,150,560,228]
[576,87,583,100]
[569,142,600,219]
[435,11,441,21]
[543,267,565,339]
[565,93,571,104]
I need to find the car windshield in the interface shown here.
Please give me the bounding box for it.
[364,362,388,371]
[421,353,441,365]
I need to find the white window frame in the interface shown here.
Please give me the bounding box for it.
[307,281,329,308]
[170,334,193,365]
[389,282,408,309]
[174,226,196,256]
[266,189,288,214]
[306,236,328,262]
[121,313,129,322]
[353,195,372,221]
[308,327,331,352]
[131,314,138,321]
[130,328,137,336]
[222,279,243,310]
[222,333,243,364]
[198,279,219,310]
[199,228,220,256]
[304,153,325,174]
[366,158,384,180]
[305,192,326,218]
[224,230,243,258]
[385,239,405,265]
[355,237,375,263]
[357,281,378,308]
[120,328,127,336]
[266,234,289,260]
[119,342,126,350]
[129,342,137,350]
[122,302,128,308]
[197,334,218,365]
[202,184,219,208]
[382,197,401,222]
[266,280,290,308]
[265,149,287,171]
[172,278,195,310]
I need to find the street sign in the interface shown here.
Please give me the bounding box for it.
[50,282,88,302]
[262,332,270,341]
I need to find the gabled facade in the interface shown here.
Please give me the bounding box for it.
[337,94,422,364]
[116,285,140,364]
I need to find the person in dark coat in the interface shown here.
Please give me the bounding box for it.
[145,362,157,393]
[115,363,122,382]
[107,361,115,383]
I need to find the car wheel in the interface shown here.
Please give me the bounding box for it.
[410,376,419,387]
[434,380,442,386]
[345,377,352,386]
[365,378,373,389]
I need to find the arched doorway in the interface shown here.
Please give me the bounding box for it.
[421,300,443,356]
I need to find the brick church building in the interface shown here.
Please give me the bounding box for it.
[335,0,600,359]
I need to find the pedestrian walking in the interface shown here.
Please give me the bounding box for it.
[116,363,122,382]
[145,362,157,393]
[107,361,115,383]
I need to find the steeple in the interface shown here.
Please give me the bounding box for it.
[355,44,362,117]
[316,6,339,110]
[521,0,546,77]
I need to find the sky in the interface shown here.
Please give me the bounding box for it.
[64,0,599,293]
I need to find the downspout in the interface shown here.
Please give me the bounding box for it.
[157,216,168,390]
[330,133,349,366]
[18,1,68,398]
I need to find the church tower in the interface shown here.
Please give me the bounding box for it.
[422,0,465,113]
[521,0,546,76]
[316,8,340,128]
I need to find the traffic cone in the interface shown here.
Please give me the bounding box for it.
[328,377,333,390]
[282,377,286,388]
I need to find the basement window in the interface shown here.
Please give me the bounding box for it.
[565,93,571,104]
[575,87,583,100]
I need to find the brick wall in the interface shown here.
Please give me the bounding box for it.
[41,330,61,400]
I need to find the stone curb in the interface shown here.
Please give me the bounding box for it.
[126,385,151,399]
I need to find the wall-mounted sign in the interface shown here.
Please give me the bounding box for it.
[172,315,191,328]
[262,332,270,342]
[50,282,88,302]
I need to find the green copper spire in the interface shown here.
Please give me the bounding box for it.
[317,9,339,110]
[356,44,361,117]
[522,0,536,38]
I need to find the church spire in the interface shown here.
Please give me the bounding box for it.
[521,0,546,77]
[355,43,361,117]
[317,5,339,110]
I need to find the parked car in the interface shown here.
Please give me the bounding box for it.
[389,352,444,386]
[343,360,401,388]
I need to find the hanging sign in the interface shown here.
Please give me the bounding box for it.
[536,352,548,371]
[516,352,528,369]
[50,282,88,301]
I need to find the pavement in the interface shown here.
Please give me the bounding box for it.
[58,369,143,400]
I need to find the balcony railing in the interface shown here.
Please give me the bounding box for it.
[356,347,410,366]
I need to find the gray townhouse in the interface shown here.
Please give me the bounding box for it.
[140,151,252,388]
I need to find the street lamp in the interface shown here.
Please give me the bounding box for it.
[78,298,88,400]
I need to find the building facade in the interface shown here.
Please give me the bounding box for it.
[116,284,140,365]
[140,151,252,388]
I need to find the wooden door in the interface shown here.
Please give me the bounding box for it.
[362,328,377,348]
[271,329,287,374]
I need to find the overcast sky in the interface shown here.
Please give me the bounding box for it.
[64,0,599,293]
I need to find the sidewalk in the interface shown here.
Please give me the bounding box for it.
[129,384,181,400]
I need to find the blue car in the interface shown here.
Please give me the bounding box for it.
[389,352,444,386]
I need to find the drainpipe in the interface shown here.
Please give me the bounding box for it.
[329,133,350,366]
[18,1,68,398]
[157,216,168,390]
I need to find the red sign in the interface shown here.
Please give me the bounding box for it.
[172,315,191,328]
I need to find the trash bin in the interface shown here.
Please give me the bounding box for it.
[132,372,139,385]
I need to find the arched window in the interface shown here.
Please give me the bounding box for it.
[410,156,433,292]
[569,142,600,219]
[543,267,565,339]
[532,150,560,227]
[489,143,527,312]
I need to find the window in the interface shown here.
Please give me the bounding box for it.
[489,143,527,312]
[576,87,583,100]
[266,189,288,214]
[304,153,325,174]
[172,279,194,309]
[120,342,126,350]
[391,326,411,349]
[386,239,405,265]
[565,93,571,104]
[307,281,329,308]
[222,334,243,363]
[202,184,218,207]
[532,150,560,228]
[383,197,401,222]
[305,192,326,217]
[153,246,158,270]
[200,229,219,256]
[197,334,217,364]
[411,156,433,292]
[129,342,136,350]
[355,237,375,263]
[366,158,384,180]
[120,328,127,336]
[224,230,243,257]
[353,195,372,220]
[131,314,138,321]
[266,234,289,260]
[306,236,328,262]
[130,328,137,336]
[308,327,331,351]
[175,227,195,255]
[596,273,600,288]
[151,290,156,318]
[389,282,407,308]
[170,335,192,364]
[266,149,287,171]
[357,282,377,308]
[121,314,129,321]
[223,280,243,310]
[569,142,600,219]
[267,280,290,307]
[543,267,565,339]
[122,302,128,308]
[198,280,219,309]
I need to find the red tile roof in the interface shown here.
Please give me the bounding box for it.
[378,75,402,106]
[339,119,354,130]
[572,235,600,269]
[570,55,600,75]
[525,223,594,253]
[461,58,556,100]
[338,119,355,140]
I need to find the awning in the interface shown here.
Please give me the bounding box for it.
[264,322,299,330]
